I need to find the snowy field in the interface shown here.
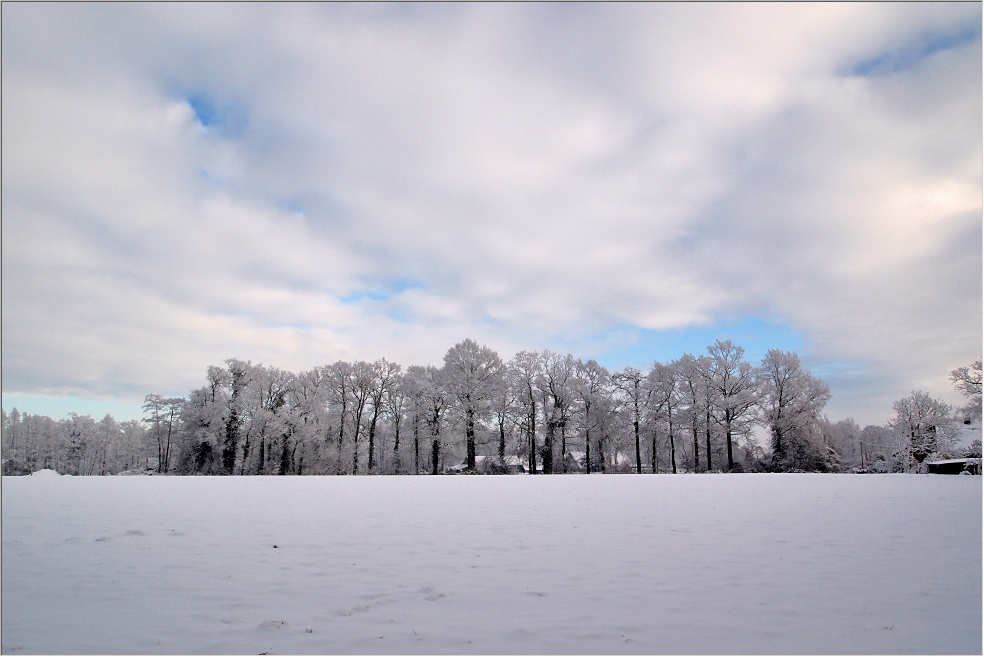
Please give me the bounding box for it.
[1,473,980,655]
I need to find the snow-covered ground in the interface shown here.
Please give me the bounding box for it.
[1,473,980,655]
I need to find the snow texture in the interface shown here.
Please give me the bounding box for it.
[1,474,980,654]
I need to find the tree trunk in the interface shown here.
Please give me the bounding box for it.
[543,420,555,474]
[693,425,700,472]
[466,406,476,471]
[431,439,440,475]
[223,408,239,475]
[368,414,378,473]
[393,420,402,474]
[561,423,567,473]
[413,415,420,475]
[585,426,591,474]
[669,413,676,474]
[651,430,657,474]
[705,410,713,472]
[583,402,592,474]
[726,413,734,471]
[279,435,291,475]
[498,416,506,463]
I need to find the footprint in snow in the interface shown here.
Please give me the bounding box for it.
[416,586,448,601]
[257,620,289,631]
[337,603,377,616]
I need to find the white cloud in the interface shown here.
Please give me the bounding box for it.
[1,3,979,425]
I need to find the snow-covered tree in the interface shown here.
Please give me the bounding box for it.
[572,358,611,473]
[385,369,412,474]
[613,366,648,474]
[409,365,449,475]
[510,351,543,474]
[366,359,400,474]
[888,391,959,472]
[705,341,759,472]
[537,351,576,474]
[647,362,682,473]
[443,339,504,472]
[142,394,185,473]
[757,350,831,471]
[949,359,982,421]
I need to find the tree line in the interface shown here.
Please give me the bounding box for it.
[2,341,980,476]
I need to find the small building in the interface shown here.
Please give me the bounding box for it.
[446,455,526,474]
[925,458,981,475]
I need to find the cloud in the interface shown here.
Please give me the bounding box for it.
[1,3,980,425]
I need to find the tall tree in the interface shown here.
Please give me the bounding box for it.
[614,366,647,473]
[705,341,759,472]
[324,361,354,475]
[405,365,428,474]
[412,365,448,475]
[349,361,375,475]
[538,351,576,473]
[648,362,680,474]
[510,351,543,474]
[366,359,400,473]
[677,354,711,472]
[222,359,252,474]
[758,349,831,471]
[490,372,516,464]
[386,370,411,474]
[443,339,504,472]
[950,359,982,421]
[573,358,611,474]
[889,391,958,471]
[142,394,184,473]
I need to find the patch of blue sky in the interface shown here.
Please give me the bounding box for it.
[848,20,981,77]
[590,316,805,372]
[187,93,217,126]
[340,277,426,304]
[176,89,248,138]
[1,393,146,423]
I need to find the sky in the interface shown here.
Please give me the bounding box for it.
[2,3,981,427]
